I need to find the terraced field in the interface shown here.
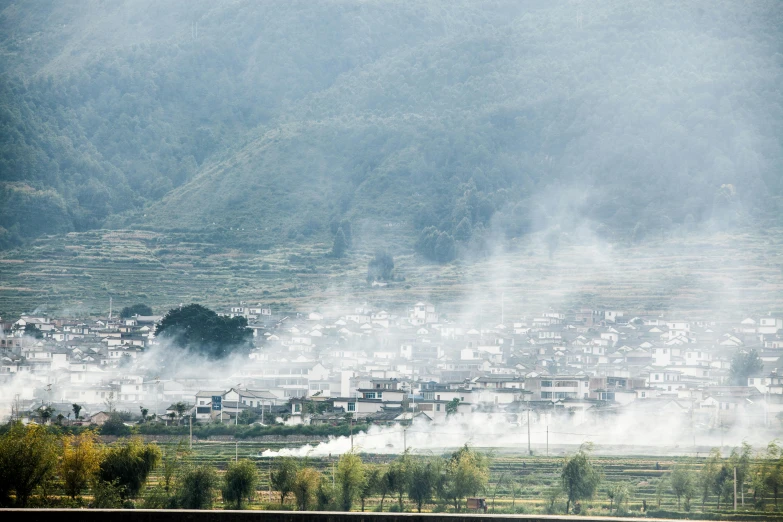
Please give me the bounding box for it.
[1,227,783,319]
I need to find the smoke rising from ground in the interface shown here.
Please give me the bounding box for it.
[262,409,775,458]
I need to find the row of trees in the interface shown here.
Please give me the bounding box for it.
[664,442,783,512]
[0,424,258,509]
[272,445,488,512]
[4,421,783,513]
[0,424,159,507]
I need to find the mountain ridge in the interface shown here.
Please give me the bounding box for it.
[1,0,782,253]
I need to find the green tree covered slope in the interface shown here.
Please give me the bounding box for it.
[1,1,781,252]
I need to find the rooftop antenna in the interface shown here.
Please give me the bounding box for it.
[109,297,112,320]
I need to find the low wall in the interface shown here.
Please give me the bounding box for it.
[0,510,708,522]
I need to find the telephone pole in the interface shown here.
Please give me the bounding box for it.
[733,466,737,511]
[527,407,531,455]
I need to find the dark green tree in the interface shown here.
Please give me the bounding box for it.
[367,250,394,281]
[386,452,413,511]
[177,465,218,509]
[408,458,438,512]
[434,232,456,262]
[441,444,488,512]
[23,324,43,339]
[336,452,365,511]
[670,465,695,510]
[729,349,764,386]
[561,444,600,514]
[446,398,460,416]
[359,465,384,512]
[98,437,162,499]
[120,304,153,318]
[100,413,132,436]
[155,304,252,359]
[0,422,59,507]
[270,457,298,505]
[222,459,258,509]
[331,227,348,258]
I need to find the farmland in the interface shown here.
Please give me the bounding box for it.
[139,439,783,519]
[1,226,783,320]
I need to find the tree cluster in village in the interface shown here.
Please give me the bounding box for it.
[154,304,253,359]
[119,304,153,319]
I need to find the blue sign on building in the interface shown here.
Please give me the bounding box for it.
[211,395,222,411]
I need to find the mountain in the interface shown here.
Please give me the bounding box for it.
[2,0,782,254]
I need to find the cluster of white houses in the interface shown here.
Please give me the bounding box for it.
[2,304,782,429]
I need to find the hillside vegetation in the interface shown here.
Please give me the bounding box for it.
[1,0,782,254]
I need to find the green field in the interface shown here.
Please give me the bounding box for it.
[141,440,783,519]
[2,227,783,320]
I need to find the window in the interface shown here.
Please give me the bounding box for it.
[541,381,552,387]
[348,403,356,412]
[365,392,376,399]
[436,404,441,411]
[641,392,646,398]
[654,374,660,381]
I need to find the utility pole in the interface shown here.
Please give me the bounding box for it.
[527,407,531,456]
[403,425,407,453]
[109,296,112,320]
[235,401,239,462]
[189,414,193,450]
[350,417,354,451]
[733,466,737,511]
[546,426,549,457]
[501,292,505,325]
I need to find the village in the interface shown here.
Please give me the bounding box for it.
[2,302,782,441]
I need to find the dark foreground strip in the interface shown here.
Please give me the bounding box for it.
[0,510,717,522]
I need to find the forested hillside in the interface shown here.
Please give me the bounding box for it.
[1,0,782,256]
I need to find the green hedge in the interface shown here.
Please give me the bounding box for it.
[135,422,369,439]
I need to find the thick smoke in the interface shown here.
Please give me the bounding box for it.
[262,408,774,458]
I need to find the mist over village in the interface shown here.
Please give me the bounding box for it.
[3,303,783,451]
[1,0,783,517]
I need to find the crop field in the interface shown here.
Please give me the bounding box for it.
[137,440,783,518]
[1,227,783,320]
